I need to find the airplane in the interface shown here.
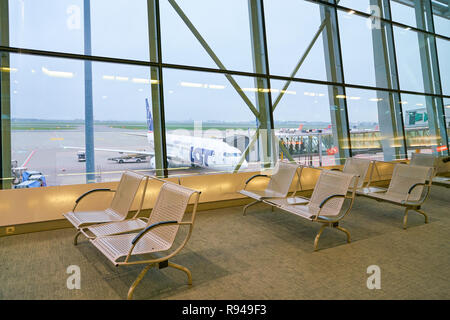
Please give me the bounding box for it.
[65,99,247,171]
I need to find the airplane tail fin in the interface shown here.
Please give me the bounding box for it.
[145,98,153,132]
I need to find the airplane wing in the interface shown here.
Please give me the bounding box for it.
[63,146,155,157]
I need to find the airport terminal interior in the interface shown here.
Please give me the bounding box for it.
[0,0,449,300]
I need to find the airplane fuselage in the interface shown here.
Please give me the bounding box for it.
[147,132,247,171]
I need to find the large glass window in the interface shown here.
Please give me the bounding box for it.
[401,93,447,155]
[162,68,267,175]
[8,0,150,61]
[394,26,431,94]
[346,88,405,161]
[6,52,158,187]
[271,79,347,167]
[390,0,421,31]
[160,0,253,72]
[9,0,84,54]
[444,98,450,147]
[338,10,393,88]
[263,0,328,81]
[433,4,450,38]
[436,38,450,96]
[338,0,381,16]
[9,53,85,187]
[1,0,449,191]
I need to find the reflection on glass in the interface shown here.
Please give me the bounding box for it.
[433,13,450,38]
[160,0,253,72]
[91,62,157,182]
[8,53,158,188]
[437,38,450,96]
[9,0,84,53]
[401,94,447,155]
[338,10,392,88]
[444,98,450,147]
[9,53,85,187]
[394,26,427,93]
[337,0,374,15]
[346,88,405,161]
[163,68,266,176]
[271,80,344,167]
[390,0,418,30]
[263,0,328,81]
[9,0,150,61]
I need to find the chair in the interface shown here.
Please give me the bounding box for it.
[89,180,201,300]
[409,153,450,187]
[264,170,358,251]
[63,171,148,245]
[409,153,437,168]
[79,176,180,240]
[357,164,434,229]
[239,161,301,215]
[332,157,371,191]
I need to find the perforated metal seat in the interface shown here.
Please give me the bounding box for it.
[239,161,302,215]
[88,178,201,300]
[340,157,372,191]
[264,170,358,251]
[359,164,434,229]
[410,153,437,168]
[63,171,149,245]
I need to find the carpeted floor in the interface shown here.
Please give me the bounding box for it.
[0,186,449,300]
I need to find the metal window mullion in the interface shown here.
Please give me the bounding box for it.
[385,0,409,158]
[248,0,274,168]
[0,0,11,189]
[148,0,168,177]
[427,0,449,153]
[321,5,351,163]
[415,0,447,154]
[370,0,407,160]
[83,0,95,184]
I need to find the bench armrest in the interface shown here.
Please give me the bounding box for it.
[408,183,425,194]
[319,194,346,209]
[131,220,179,245]
[244,174,270,186]
[73,188,115,211]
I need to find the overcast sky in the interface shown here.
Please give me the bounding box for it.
[7,0,450,124]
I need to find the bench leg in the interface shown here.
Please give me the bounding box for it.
[335,224,351,243]
[414,208,429,224]
[243,200,259,216]
[127,263,154,300]
[404,207,428,230]
[73,231,82,246]
[403,208,410,230]
[168,262,192,286]
[314,224,327,251]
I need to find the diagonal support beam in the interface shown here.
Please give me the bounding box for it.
[168,0,260,119]
[272,0,342,112]
[272,18,328,112]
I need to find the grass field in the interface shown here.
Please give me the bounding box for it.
[12,125,78,131]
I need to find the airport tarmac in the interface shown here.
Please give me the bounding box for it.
[10,124,384,188]
[11,125,219,187]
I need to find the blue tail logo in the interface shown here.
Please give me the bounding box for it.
[145,98,153,132]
